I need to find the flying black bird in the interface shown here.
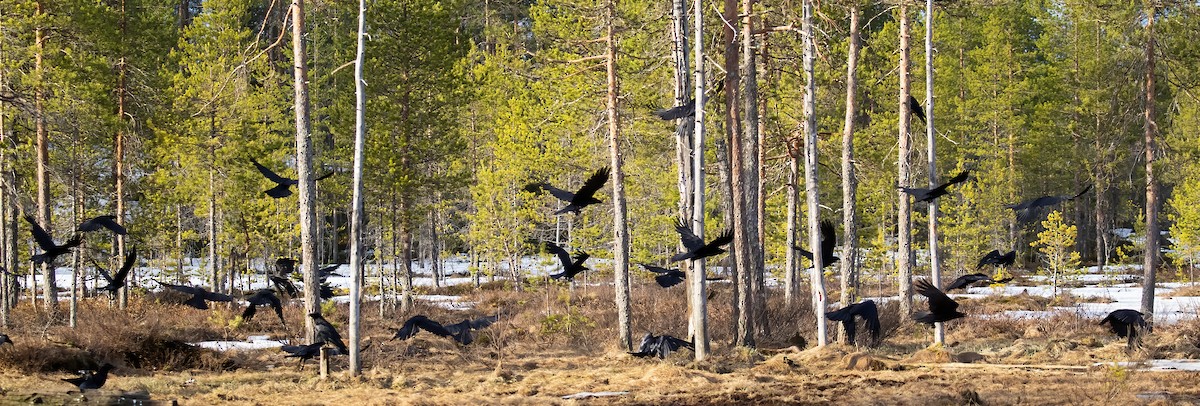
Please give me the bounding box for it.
[269,275,298,297]
[280,341,325,363]
[976,249,1016,269]
[524,167,610,215]
[826,300,881,346]
[157,281,234,310]
[62,363,114,391]
[912,278,966,324]
[538,240,590,281]
[670,220,734,262]
[319,283,335,300]
[1006,184,1093,223]
[900,170,970,203]
[639,263,686,288]
[95,248,137,294]
[1100,309,1149,349]
[944,273,998,291]
[309,313,348,353]
[76,215,127,235]
[251,159,335,199]
[317,265,344,279]
[242,289,286,325]
[629,333,694,359]
[653,98,696,120]
[909,95,926,123]
[25,215,83,265]
[444,315,499,345]
[275,257,297,276]
[792,220,838,269]
[392,315,456,341]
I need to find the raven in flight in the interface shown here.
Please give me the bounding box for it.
[629,333,694,359]
[639,263,685,288]
[536,240,590,281]
[826,300,880,346]
[393,315,498,345]
[25,216,83,265]
[76,215,127,235]
[670,219,733,262]
[157,281,234,310]
[242,289,286,325]
[944,273,998,291]
[1006,185,1092,223]
[792,219,838,269]
[900,170,970,203]
[251,159,335,199]
[653,99,696,120]
[95,248,137,294]
[976,249,1016,269]
[524,167,610,215]
[912,279,965,324]
[280,341,325,363]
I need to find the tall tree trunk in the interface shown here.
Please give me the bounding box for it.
[34,0,57,313]
[348,0,368,374]
[292,0,321,343]
[801,0,826,347]
[116,0,129,309]
[670,0,694,337]
[689,0,710,360]
[840,1,861,311]
[208,163,218,293]
[400,201,414,311]
[924,0,944,345]
[605,0,633,351]
[70,155,80,328]
[896,3,914,316]
[1140,4,1159,323]
[722,0,752,347]
[0,25,10,324]
[741,0,766,340]
[785,138,800,305]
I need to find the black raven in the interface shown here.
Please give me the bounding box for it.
[62,363,113,390]
[900,170,970,203]
[444,315,499,345]
[1006,185,1093,223]
[536,240,590,281]
[653,98,696,120]
[95,248,137,294]
[909,95,926,123]
[242,289,286,325]
[524,167,610,215]
[157,281,234,310]
[912,278,965,324]
[25,216,83,265]
[629,333,694,359]
[792,219,838,269]
[392,315,456,341]
[280,341,325,363]
[309,312,348,353]
[0,333,12,346]
[944,273,996,291]
[826,300,881,346]
[76,215,127,235]
[976,249,1016,269]
[269,275,298,297]
[639,263,685,288]
[670,220,734,262]
[1099,309,1148,349]
[251,159,335,199]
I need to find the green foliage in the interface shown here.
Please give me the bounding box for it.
[1031,211,1080,296]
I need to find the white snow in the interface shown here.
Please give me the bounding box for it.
[1096,359,1200,372]
[194,336,286,351]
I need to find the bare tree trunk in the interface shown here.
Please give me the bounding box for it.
[292,0,321,343]
[689,0,710,359]
[0,26,10,325]
[722,0,752,347]
[840,2,861,312]
[70,158,80,328]
[742,0,766,340]
[430,209,441,289]
[1140,4,1159,324]
[34,0,57,313]
[209,165,218,292]
[115,0,129,308]
[670,0,695,338]
[924,0,944,345]
[605,0,633,351]
[801,0,826,347]
[896,3,914,316]
[400,203,414,311]
[347,0,368,374]
[785,138,800,305]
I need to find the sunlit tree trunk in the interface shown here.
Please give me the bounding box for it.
[34,0,57,313]
[291,0,321,343]
[840,0,861,313]
[924,0,944,344]
[605,0,632,350]
[348,0,368,374]
[689,0,710,359]
[1140,3,1159,324]
[896,3,914,316]
[802,0,826,347]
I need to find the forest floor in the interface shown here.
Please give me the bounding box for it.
[0,266,1198,405]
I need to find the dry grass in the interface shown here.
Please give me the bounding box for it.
[0,281,1198,404]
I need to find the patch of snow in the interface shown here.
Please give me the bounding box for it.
[1096,359,1200,372]
[194,336,286,351]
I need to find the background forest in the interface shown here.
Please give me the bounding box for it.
[1,0,1199,346]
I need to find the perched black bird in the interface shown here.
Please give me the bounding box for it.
[444,315,499,345]
[912,278,966,324]
[1006,184,1093,223]
[976,249,1016,269]
[944,273,997,291]
[392,315,456,341]
[669,220,734,262]
[900,170,970,203]
[76,215,128,235]
[629,333,694,359]
[242,289,286,325]
[909,95,926,123]
[826,300,881,346]
[25,216,83,265]
[62,363,114,391]
[96,248,137,294]
[538,240,590,281]
[792,220,838,269]
[1100,309,1149,349]
[524,167,610,215]
[269,275,298,297]
[653,98,696,120]
[639,263,685,288]
[280,341,325,363]
[309,313,348,354]
[157,281,234,310]
[251,159,335,199]
[0,333,12,346]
